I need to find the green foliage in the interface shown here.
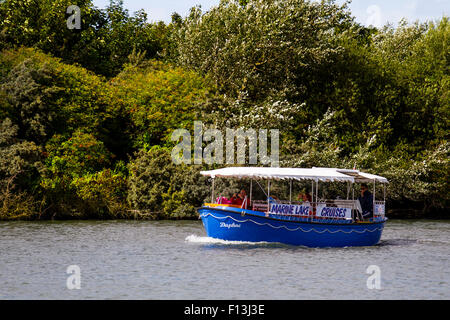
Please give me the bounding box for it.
[366,19,450,150]
[164,163,211,218]
[40,131,118,218]
[376,141,449,210]
[0,182,39,220]
[0,118,43,220]
[127,148,176,218]
[0,47,134,160]
[0,0,170,77]
[111,61,212,148]
[171,0,353,103]
[0,1,448,219]
[127,148,210,219]
[0,58,63,143]
[44,131,111,178]
[0,47,112,138]
[71,169,129,218]
[0,118,43,188]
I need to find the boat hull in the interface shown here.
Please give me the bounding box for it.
[198,206,385,247]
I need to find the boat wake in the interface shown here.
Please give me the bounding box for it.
[184,234,364,249]
[185,234,266,245]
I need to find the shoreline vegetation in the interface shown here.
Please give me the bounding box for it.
[0,0,448,221]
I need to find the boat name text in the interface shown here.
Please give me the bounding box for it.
[220,222,241,228]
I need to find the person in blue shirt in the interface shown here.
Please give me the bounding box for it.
[358,183,373,219]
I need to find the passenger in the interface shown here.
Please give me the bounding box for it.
[217,196,232,204]
[304,192,312,203]
[358,183,374,219]
[304,192,313,215]
[297,191,312,203]
[231,189,249,208]
[302,192,314,215]
[230,193,241,205]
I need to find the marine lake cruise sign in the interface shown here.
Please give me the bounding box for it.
[316,204,352,219]
[269,203,310,215]
[269,203,352,219]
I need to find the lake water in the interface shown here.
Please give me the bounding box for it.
[0,219,449,300]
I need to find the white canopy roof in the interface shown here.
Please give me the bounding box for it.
[200,167,388,183]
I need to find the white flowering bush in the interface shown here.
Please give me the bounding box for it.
[172,0,352,100]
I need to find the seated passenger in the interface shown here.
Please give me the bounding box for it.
[297,192,313,215]
[231,189,249,208]
[216,196,232,204]
[268,195,279,204]
[304,192,312,203]
[297,191,312,203]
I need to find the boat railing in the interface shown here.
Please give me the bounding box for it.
[252,199,358,210]
[252,199,366,222]
[241,196,248,209]
[214,195,249,209]
[318,199,359,209]
[252,200,270,212]
[214,197,385,221]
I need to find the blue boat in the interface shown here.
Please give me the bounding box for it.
[197,167,388,247]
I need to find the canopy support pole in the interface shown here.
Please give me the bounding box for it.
[373,179,376,215]
[289,180,292,204]
[267,180,271,214]
[254,179,268,198]
[250,179,253,207]
[352,183,354,201]
[211,178,215,203]
[316,179,319,203]
[352,183,356,222]
[346,181,350,200]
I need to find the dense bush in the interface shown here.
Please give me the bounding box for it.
[39,131,117,218]
[127,148,176,218]
[127,148,211,219]
[170,0,352,101]
[110,61,213,148]
[71,168,128,218]
[0,118,43,219]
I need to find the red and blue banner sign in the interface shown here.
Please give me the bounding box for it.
[316,204,352,219]
[269,203,311,216]
[269,203,352,219]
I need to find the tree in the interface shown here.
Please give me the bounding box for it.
[171,0,353,104]
[110,60,212,148]
[0,59,64,144]
[0,0,169,77]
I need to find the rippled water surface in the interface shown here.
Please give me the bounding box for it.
[0,219,449,299]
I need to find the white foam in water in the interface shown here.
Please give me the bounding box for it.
[185,234,270,245]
